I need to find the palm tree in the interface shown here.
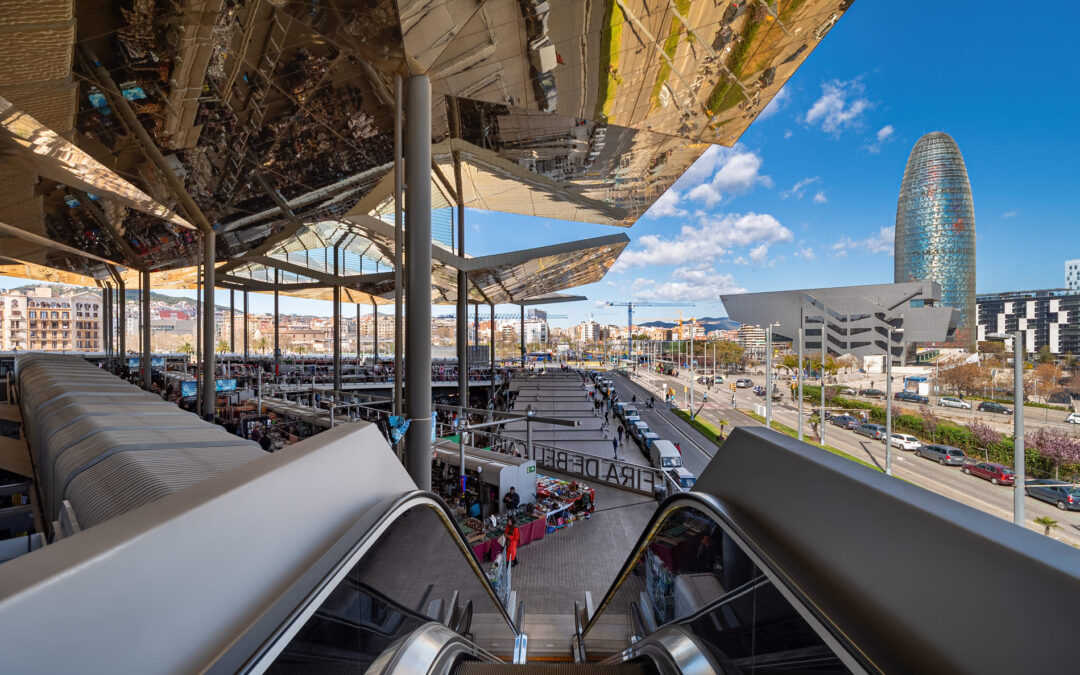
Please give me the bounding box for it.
[178,341,195,363]
[1034,516,1060,537]
[216,339,229,354]
[255,336,269,354]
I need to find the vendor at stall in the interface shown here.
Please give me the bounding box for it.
[502,487,520,512]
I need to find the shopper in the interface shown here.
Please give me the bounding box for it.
[617,425,624,443]
[612,437,619,460]
[505,517,521,567]
[503,486,520,511]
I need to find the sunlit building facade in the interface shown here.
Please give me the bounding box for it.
[894,132,976,345]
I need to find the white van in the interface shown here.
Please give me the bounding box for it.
[649,440,683,469]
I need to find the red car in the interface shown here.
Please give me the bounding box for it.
[962,461,1015,486]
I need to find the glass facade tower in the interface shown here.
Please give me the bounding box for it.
[894,132,976,345]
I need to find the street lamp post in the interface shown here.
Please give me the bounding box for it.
[1012,330,1026,526]
[797,319,804,442]
[765,322,779,430]
[988,330,1026,526]
[820,324,827,446]
[885,325,904,476]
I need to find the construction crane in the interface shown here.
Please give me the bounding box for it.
[435,312,567,320]
[603,301,694,359]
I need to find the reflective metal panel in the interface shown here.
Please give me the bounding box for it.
[430,0,855,143]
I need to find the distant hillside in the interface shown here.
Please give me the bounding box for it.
[8,282,208,308]
[639,316,740,332]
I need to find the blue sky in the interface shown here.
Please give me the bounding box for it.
[4,2,1078,328]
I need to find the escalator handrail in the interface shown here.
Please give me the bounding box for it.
[578,491,874,674]
[240,490,519,673]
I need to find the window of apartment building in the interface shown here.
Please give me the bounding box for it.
[28,311,36,318]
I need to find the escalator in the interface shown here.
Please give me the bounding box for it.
[232,489,866,673]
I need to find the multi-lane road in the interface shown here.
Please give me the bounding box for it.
[604,368,1080,547]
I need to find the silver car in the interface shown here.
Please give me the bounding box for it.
[937,396,971,410]
[855,423,887,440]
[916,443,966,466]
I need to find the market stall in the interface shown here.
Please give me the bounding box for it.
[432,444,537,520]
[534,474,595,533]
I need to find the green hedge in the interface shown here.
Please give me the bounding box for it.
[673,409,725,447]
[800,388,1079,478]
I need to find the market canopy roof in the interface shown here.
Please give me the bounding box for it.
[0,0,854,301]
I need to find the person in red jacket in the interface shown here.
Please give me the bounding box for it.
[504,517,521,567]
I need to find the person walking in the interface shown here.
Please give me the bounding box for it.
[617,425,624,444]
[612,437,619,460]
[504,517,521,567]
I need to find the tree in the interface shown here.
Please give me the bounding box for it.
[967,421,1002,461]
[921,408,941,442]
[713,341,744,368]
[255,336,269,354]
[1026,427,1080,479]
[178,341,195,362]
[978,340,1006,356]
[938,362,990,396]
[1034,516,1060,537]
[1037,345,1055,364]
[216,339,229,354]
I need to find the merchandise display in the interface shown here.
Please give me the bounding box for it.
[534,474,595,532]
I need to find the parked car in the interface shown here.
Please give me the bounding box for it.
[830,414,859,429]
[962,461,1015,485]
[1066,413,1080,424]
[858,388,887,400]
[977,401,1012,415]
[889,433,921,451]
[837,386,857,396]
[894,391,929,404]
[667,466,697,490]
[1026,479,1080,511]
[736,378,754,388]
[649,440,683,469]
[632,420,650,442]
[639,431,661,449]
[938,396,972,410]
[915,443,966,466]
[623,407,641,424]
[855,423,887,440]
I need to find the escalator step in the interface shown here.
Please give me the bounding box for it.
[455,664,653,674]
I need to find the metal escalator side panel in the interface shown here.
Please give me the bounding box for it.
[368,621,498,675]
[609,625,724,675]
[238,493,519,673]
[578,495,869,673]
[698,426,1080,674]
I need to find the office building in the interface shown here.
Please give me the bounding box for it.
[976,288,1080,355]
[894,132,976,346]
[1067,259,1080,291]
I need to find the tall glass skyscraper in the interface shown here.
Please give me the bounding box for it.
[894,132,976,345]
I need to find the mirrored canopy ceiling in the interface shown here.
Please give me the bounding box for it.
[0,0,854,300]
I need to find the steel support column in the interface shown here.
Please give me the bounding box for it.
[202,231,216,420]
[103,284,111,365]
[273,269,280,375]
[450,96,469,413]
[520,304,525,369]
[1012,330,1026,526]
[117,279,125,362]
[243,291,249,362]
[393,74,404,418]
[490,302,496,406]
[141,269,151,390]
[404,75,432,490]
[333,246,342,393]
[229,289,235,353]
[372,301,378,361]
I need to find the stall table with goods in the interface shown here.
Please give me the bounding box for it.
[534,474,595,533]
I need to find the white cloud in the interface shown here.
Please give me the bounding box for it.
[732,256,748,265]
[645,189,686,219]
[780,176,819,200]
[757,86,790,121]
[803,79,871,134]
[783,129,793,139]
[674,146,770,206]
[864,124,896,154]
[794,247,816,260]
[631,267,746,302]
[830,226,895,257]
[614,212,793,269]
[813,190,827,204]
[748,244,769,264]
[1002,210,1018,218]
